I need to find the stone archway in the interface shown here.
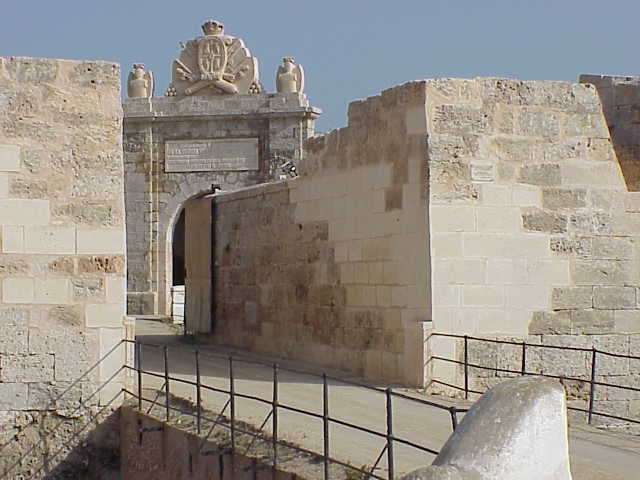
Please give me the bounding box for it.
[157,185,215,321]
[163,192,214,334]
[122,87,320,317]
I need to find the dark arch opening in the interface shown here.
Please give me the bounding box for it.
[172,209,186,285]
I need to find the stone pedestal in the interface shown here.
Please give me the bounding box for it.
[123,93,320,316]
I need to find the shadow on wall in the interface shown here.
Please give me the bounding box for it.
[0,357,124,480]
[0,401,121,480]
[581,75,640,191]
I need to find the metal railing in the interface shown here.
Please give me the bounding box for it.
[429,333,640,427]
[122,339,468,480]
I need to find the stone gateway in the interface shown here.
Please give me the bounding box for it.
[123,20,320,318]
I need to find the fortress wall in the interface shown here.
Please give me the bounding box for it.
[0,57,126,478]
[208,76,639,419]
[212,82,430,385]
[425,78,640,427]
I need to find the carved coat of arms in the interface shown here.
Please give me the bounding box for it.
[167,20,260,96]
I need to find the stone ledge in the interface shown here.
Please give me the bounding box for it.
[123,92,322,119]
[213,179,290,204]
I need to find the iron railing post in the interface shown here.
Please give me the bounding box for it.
[323,373,329,480]
[195,350,201,435]
[136,341,142,411]
[229,356,236,452]
[386,388,394,480]
[521,341,526,376]
[588,347,597,425]
[164,346,170,422]
[449,406,458,431]
[463,335,469,400]
[273,364,279,472]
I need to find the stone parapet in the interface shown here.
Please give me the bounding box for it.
[123,92,321,120]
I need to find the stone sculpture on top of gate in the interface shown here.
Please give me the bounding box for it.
[166,19,261,97]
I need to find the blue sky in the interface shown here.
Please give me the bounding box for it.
[1,1,637,132]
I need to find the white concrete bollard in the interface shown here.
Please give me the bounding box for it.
[403,377,572,479]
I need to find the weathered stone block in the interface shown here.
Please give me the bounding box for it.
[505,285,550,309]
[551,287,592,310]
[85,303,125,328]
[47,305,83,327]
[591,236,633,260]
[432,105,493,134]
[549,236,592,256]
[23,226,76,254]
[0,144,21,172]
[0,354,54,382]
[517,109,561,137]
[430,205,475,232]
[570,260,632,286]
[77,228,125,254]
[0,382,27,409]
[568,212,612,235]
[27,382,83,410]
[592,335,630,375]
[593,286,636,310]
[476,206,521,232]
[72,278,103,299]
[78,255,125,274]
[2,225,24,253]
[2,277,34,303]
[522,208,567,234]
[538,335,591,377]
[614,310,640,333]
[527,260,569,285]
[34,278,70,304]
[542,188,586,210]
[570,310,615,334]
[529,311,572,334]
[47,256,74,275]
[518,164,561,186]
[462,285,504,307]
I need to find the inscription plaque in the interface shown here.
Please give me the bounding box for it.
[165,138,259,172]
[471,163,495,182]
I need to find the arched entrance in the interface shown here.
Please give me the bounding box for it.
[166,194,215,335]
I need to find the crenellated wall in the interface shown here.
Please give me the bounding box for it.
[210,82,431,385]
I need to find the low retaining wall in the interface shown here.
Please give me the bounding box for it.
[120,406,326,480]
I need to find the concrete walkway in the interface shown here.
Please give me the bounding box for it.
[135,319,640,479]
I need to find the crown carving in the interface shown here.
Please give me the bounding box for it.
[202,19,224,36]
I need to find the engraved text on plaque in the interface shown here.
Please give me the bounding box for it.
[165,138,259,172]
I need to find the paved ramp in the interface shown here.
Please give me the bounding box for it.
[135,319,640,479]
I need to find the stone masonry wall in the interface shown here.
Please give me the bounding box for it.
[211,83,430,385]
[0,57,126,478]
[424,77,640,428]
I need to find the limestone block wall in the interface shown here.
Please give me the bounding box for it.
[424,78,640,426]
[0,57,125,478]
[212,83,430,385]
[123,93,319,317]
